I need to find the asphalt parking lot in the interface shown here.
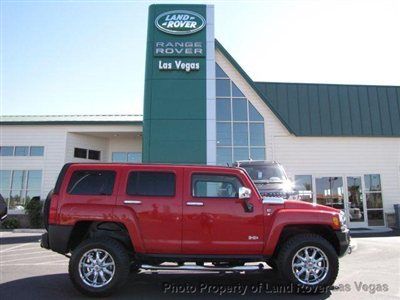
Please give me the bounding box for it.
[0,231,399,299]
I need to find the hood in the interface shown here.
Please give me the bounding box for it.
[283,200,340,213]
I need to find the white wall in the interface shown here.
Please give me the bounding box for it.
[108,135,142,161]
[1,124,143,201]
[65,133,108,163]
[0,125,68,199]
[216,49,400,215]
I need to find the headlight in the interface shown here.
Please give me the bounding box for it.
[339,210,347,231]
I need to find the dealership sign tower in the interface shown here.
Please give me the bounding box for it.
[142,4,216,164]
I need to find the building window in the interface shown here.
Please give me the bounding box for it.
[0,146,44,157]
[112,152,142,163]
[294,175,313,202]
[0,170,42,211]
[126,172,175,196]
[215,63,265,165]
[88,150,101,160]
[74,148,101,160]
[364,174,384,226]
[30,146,44,156]
[15,146,29,156]
[0,146,14,156]
[74,148,87,159]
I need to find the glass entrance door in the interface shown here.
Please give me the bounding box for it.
[345,176,367,228]
[315,177,344,210]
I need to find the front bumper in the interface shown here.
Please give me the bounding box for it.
[335,228,351,257]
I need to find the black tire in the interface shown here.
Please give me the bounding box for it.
[277,233,339,290]
[69,237,130,297]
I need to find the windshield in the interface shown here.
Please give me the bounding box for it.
[241,164,287,183]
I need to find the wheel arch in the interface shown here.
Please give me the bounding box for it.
[68,221,135,253]
[271,224,341,258]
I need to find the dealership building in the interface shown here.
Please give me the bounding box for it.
[1,4,399,228]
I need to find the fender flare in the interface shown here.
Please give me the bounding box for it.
[263,209,337,255]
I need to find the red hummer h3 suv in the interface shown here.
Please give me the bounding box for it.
[41,163,350,296]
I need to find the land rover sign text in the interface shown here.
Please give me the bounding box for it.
[155,10,205,35]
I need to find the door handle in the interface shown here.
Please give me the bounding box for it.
[124,200,142,205]
[186,201,204,206]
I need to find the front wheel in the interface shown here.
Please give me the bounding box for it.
[277,233,339,290]
[69,237,130,297]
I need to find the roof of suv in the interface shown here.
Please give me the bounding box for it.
[234,160,280,166]
[65,163,239,171]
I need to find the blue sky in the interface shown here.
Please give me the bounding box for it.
[1,0,399,116]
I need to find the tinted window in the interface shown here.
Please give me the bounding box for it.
[74,148,87,159]
[67,170,115,195]
[241,164,287,182]
[232,82,245,97]
[216,98,231,121]
[232,99,248,121]
[127,172,175,197]
[192,174,242,198]
[216,79,231,97]
[88,150,100,160]
[216,123,231,146]
[216,63,228,78]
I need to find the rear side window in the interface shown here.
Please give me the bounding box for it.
[67,170,116,195]
[126,172,175,197]
[192,174,243,198]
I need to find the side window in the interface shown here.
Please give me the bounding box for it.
[67,170,116,195]
[192,174,242,198]
[126,172,175,197]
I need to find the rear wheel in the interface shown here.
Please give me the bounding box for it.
[69,237,130,297]
[277,233,339,289]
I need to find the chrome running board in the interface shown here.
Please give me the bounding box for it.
[140,263,264,272]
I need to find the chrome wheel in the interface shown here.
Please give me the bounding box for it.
[292,246,329,285]
[79,248,115,288]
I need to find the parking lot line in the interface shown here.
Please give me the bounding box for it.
[0,246,41,252]
[0,253,61,263]
[0,250,49,257]
[0,243,32,253]
[0,262,68,266]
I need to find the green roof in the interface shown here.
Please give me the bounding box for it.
[0,114,143,125]
[216,40,400,137]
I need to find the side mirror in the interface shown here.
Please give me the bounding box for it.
[238,187,253,213]
[238,187,251,199]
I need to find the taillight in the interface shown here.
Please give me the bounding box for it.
[48,194,59,225]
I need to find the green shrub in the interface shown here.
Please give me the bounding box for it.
[1,217,20,229]
[25,197,43,228]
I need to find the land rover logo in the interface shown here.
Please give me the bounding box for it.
[155,10,205,35]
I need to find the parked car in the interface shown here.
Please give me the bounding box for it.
[41,163,350,296]
[0,194,7,221]
[234,160,298,200]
